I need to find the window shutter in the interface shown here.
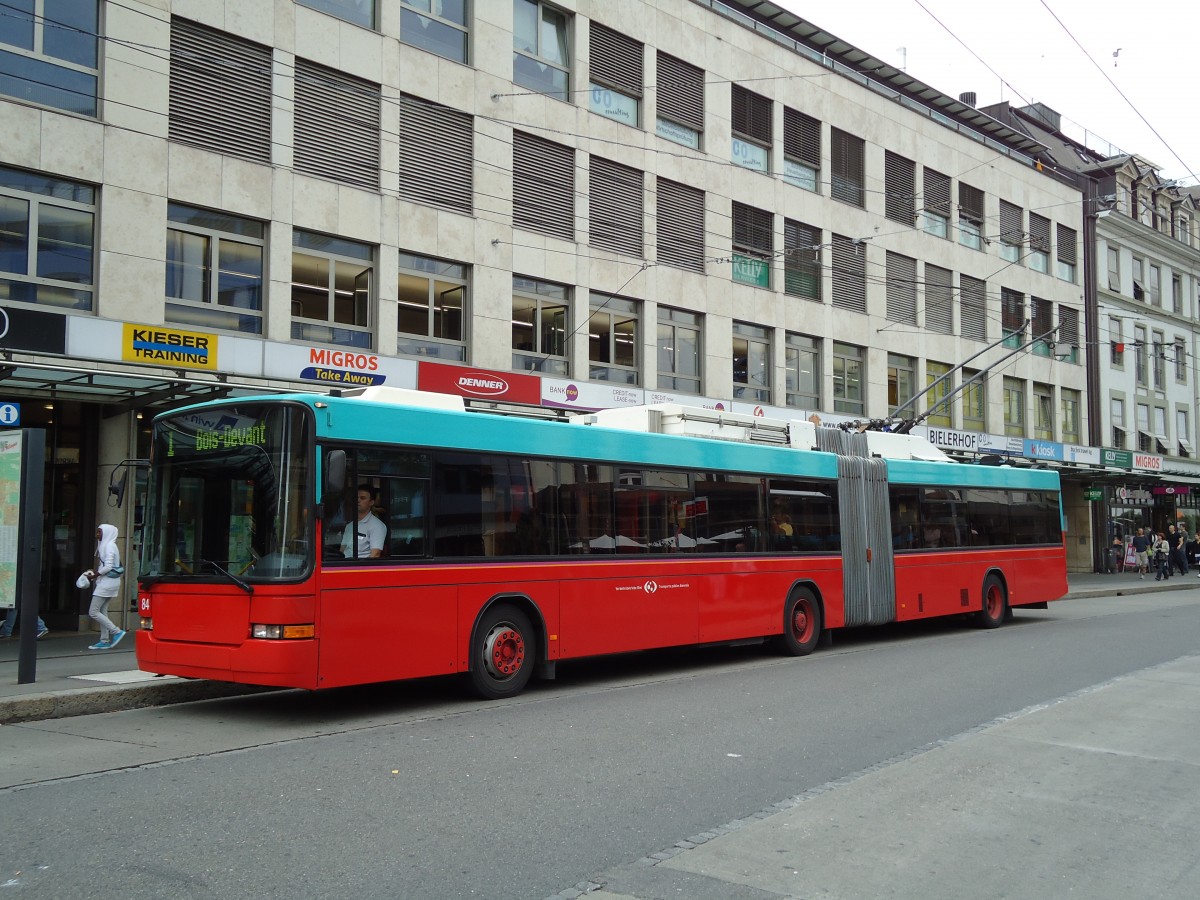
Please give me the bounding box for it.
[831,234,866,313]
[732,202,772,255]
[886,252,917,326]
[1028,213,1051,252]
[398,94,472,213]
[831,128,864,206]
[1057,224,1077,264]
[924,264,952,334]
[656,177,705,272]
[999,200,1023,243]
[170,19,273,164]
[784,108,820,166]
[590,22,643,96]
[294,59,380,190]
[590,156,644,257]
[731,84,771,143]
[923,168,950,217]
[1001,288,1025,333]
[784,219,820,301]
[959,275,987,341]
[959,183,984,224]
[1031,296,1052,338]
[513,131,575,240]
[884,151,915,224]
[656,52,704,132]
[1058,306,1079,348]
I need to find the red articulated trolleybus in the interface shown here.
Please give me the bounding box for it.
[135,387,1068,698]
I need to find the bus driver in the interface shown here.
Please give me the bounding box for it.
[341,483,387,559]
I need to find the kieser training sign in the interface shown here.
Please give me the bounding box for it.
[122,324,218,371]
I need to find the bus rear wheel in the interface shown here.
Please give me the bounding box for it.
[780,588,822,656]
[975,575,1007,629]
[469,605,535,699]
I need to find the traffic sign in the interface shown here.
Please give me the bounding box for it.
[0,402,20,427]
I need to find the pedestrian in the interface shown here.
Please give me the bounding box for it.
[1131,527,1150,580]
[0,605,48,640]
[1110,535,1124,574]
[1186,532,1200,578]
[86,523,127,650]
[1174,524,1190,576]
[1154,533,1171,581]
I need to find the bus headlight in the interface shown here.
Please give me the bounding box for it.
[251,624,315,639]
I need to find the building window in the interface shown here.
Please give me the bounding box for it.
[1056,224,1076,282]
[590,156,643,257]
[998,200,1022,262]
[1033,383,1054,440]
[169,19,272,164]
[165,203,264,334]
[1152,330,1166,390]
[513,0,570,102]
[731,85,771,173]
[958,183,984,250]
[512,275,568,375]
[922,168,950,238]
[1175,337,1187,382]
[291,230,373,349]
[655,52,703,149]
[830,128,865,207]
[1134,324,1147,386]
[959,275,987,342]
[1132,257,1145,300]
[397,94,473,213]
[1003,377,1025,438]
[400,0,468,63]
[732,202,772,288]
[589,294,639,383]
[589,22,642,127]
[785,332,819,409]
[656,178,704,273]
[1178,408,1192,458]
[1030,295,1052,354]
[1001,288,1025,346]
[888,354,916,417]
[1136,403,1150,452]
[784,108,821,192]
[962,367,985,431]
[832,342,864,415]
[397,251,466,360]
[1111,397,1125,449]
[1148,265,1161,306]
[1107,246,1120,292]
[885,252,917,326]
[924,361,952,427]
[1173,274,1183,313]
[732,321,770,402]
[294,59,381,190]
[513,131,574,240]
[0,165,95,310]
[831,234,866,313]
[1061,388,1080,444]
[924,264,953,335]
[297,0,375,28]
[884,151,916,225]
[1109,316,1124,367]
[1057,305,1079,365]
[0,0,98,115]
[1027,214,1050,273]
[657,306,701,394]
[784,219,820,301]
[1154,407,1169,455]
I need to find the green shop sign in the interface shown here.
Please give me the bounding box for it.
[1101,448,1132,469]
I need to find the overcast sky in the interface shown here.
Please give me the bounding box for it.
[784,0,1198,184]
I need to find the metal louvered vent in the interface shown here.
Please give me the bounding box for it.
[513,131,575,240]
[999,200,1023,243]
[923,168,951,217]
[294,59,380,190]
[590,22,642,96]
[886,252,917,325]
[656,52,704,132]
[959,274,988,341]
[169,19,273,163]
[924,264,953,334]
[590,156,643,257]
[1057,224,1077,264]
[831,128,864,206]
[959,183,984,224]
[656,177,705,272]
[784,108,820,166]
[884,151,915,224]
[732,84,772,143]
[398,94,473,213]
[831,234,866,313]
[1028,213,1051,252]
[733,202,773,255]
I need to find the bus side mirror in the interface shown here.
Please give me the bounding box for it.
[325,450,347,495]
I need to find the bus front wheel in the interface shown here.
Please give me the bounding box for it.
[780,588,822,656]
[469,605,536,699]
[975,575,1007,629]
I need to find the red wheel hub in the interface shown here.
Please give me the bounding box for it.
[792,603,812,642]
[484,626,525,678]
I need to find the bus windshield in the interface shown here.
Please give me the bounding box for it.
[142,403,314,582]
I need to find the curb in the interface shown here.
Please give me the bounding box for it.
[0,678,279,725]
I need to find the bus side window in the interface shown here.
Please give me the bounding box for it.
[385,477,427,557]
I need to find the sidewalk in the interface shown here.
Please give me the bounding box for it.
[0,571,1193,725]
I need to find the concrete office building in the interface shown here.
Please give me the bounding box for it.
[0,0,1092,630]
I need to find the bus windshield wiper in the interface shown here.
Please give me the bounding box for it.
[201,559,254,595]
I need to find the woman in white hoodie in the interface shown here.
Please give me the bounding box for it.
[87,523,126,650]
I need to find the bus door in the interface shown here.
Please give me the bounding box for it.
[837,456,896,626]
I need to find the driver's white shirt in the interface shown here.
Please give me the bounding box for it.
[341,511,387,558]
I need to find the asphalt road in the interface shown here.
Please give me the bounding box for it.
[2,589,1198,899]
